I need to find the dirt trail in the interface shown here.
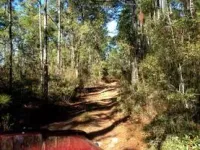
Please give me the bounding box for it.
[46,82,147,150]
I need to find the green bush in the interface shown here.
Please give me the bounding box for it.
[49,68,78,101]
[139,55,167,88]
[118,82,154,115]
[87,62,103,85]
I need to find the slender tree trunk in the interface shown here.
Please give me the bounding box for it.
[178,64,185,94]
[70,33,75,68]
[9,0,13,94]
[131,57,138,85]
[88,47,91,68]
[57,0,61,71]
[43,0,48,100]
[75,45,79,79]
[167,3,185,94]
[130,1,139,86]
[71,46,75,68]
[190,0,195,18]
[39,0,43,91]
[161,0,167,13]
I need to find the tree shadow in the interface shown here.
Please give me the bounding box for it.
[88,116,129,139]
[12,97,118,130]
[123,148,137,150]
[0,79,120,145]
[47,106,119,130]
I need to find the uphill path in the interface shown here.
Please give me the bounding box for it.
[46,82,147,150]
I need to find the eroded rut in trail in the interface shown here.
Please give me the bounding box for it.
[46,82,147,150]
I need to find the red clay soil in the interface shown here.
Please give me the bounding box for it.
[46,82,149,150]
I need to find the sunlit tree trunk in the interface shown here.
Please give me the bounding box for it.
[178,64,185,94]
[161,0,167,13]
[71,46,75,68]
[39,0,43,91]
[181,0,195,17]
[43,0,48,100]
[88,47,92,68]
[131,57,138,85]
[75,45,79,79]
[9,0,13,94]
[70,33,75,69]
[57,0,61,71]
[190,0,195,18]
[167,2,185,94]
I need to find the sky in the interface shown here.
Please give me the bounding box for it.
[13,0,119,37]
[106,20,118,37]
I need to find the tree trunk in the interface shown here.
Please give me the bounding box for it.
[9,0,13,94]
[131,57,138,86]
[71,46,75,68]
[57,0,61,71]
[39,0,43,91]
[167,3,185,94]
[130,1,139,86]
[75,46,79,79]
[190,0,195,18]
[161,0,167,13]
[178,64,185,94]
[43,0,48,100]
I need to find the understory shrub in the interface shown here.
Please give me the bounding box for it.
[0,94,11,105]
[0,94,12,131]
[119,79,199,150]
[49,68,78,101]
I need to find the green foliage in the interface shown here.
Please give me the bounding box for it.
[119,82,153,115]
[87,62,104,85]
[139,54,167,87]
[167,90,196,104]
[140,0,154,15]
[106,48,123,79]
[116,1,200,149]
[49,68,78,101]
[0,94,11,105]
[162,134,200,150]
[0,113,13,131]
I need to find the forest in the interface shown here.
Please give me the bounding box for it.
[1,0,200,149]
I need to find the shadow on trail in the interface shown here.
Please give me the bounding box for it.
[88,116,129,139]
[9,85,119,132]
[17,99,117,129]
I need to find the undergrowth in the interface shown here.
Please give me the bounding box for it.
[118,81,200,150]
